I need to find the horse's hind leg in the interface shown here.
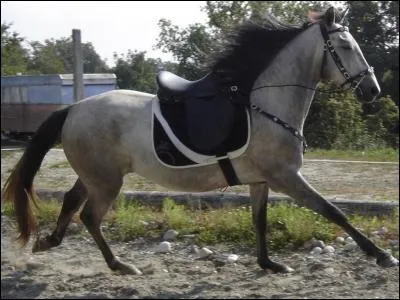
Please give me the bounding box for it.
[250,183,294,273]
[79,180,142,275]
[32,179,87,252]
[272,171,398,268]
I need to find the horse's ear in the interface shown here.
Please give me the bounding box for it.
[324,7,336,26]
[339,8,349,23]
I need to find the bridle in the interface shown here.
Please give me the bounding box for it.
[319,23,374,92]
[247,22,375,153]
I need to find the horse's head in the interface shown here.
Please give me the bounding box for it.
[318,7,380,103]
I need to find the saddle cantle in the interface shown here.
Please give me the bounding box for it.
[156,71,247,153]
[156,71,220,99]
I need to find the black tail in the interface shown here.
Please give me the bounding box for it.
[2,107,71,245]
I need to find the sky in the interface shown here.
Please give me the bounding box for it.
[1,1,209,67]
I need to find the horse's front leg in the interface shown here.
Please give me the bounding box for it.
[270,171,399,268]
[250,183,295,273]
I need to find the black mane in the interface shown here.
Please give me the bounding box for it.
[207,15,309,96]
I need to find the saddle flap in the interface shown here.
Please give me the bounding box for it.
[185,95,235,151]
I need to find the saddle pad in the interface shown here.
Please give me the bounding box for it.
[152,98,251,168]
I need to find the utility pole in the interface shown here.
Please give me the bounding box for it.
[72,29,84,102]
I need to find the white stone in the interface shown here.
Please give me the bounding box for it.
[155,241,172,253]
[313,240,325,249]
[163,229,179,241]
[226,254,239,263]
[189,244,199,254]
[322,245,335,254]
[197,247,213,259]
[345,237,354,244]
[324,267,335,274]
[304,238,325,250]
[310,247,322,255]
[335,237,345,244]
[343,242,358,251]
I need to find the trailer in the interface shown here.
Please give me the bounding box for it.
[1,73,117,140]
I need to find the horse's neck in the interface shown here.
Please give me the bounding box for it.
[251,25,323,132]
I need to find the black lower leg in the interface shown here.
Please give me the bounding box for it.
[33,180,87,252]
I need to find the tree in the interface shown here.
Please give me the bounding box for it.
[28,40,65,74]
[156,1,333,79]
[156,20,212,80]
[304,85,372,150]
[1,22,28,75]
[112,50,178,93]
[28,37,109,74]
[364,96,399,147]
[345,1,399,106]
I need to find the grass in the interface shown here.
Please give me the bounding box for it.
[304,148,399,162]
[49,161,71,169]
[2,197,398,258]
[1,151,18,159]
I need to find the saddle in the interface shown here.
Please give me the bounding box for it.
[156,71,247,153]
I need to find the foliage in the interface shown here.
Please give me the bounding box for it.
[1,22,28,75]
[27,40,65,74]
[156,20,212,80]
[27,37,109,74]
[345,1,399,106]
[304,148,399,162]
[364,96,399,148]
[305,83,399,150]
[111,50,178,93]
[162,198,195,231]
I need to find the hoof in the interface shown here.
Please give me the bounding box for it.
[377,254,399,268]
[32,235,55,253]
[110,258,143,275]
[276,265,295,273]
[259,259,295,273]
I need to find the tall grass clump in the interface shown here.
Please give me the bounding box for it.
[197,205,254,246]
[113,197,157,240]
[162,198,196,233]
[267,204,336,250]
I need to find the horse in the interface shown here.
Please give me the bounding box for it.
[3,7,398,275]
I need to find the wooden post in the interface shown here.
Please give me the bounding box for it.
[72,29,84,102]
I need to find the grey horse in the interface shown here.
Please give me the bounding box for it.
[3,7,398,275]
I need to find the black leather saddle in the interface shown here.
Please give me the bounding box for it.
[156,71,247,153]
[157,71,224,100]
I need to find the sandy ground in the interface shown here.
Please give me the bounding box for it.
[1,214,399,299]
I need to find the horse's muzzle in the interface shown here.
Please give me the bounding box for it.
[356,77,381,103]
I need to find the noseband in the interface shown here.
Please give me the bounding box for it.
[319,23,374,91]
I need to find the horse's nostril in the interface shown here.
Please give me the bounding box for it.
[371,86,380,97]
